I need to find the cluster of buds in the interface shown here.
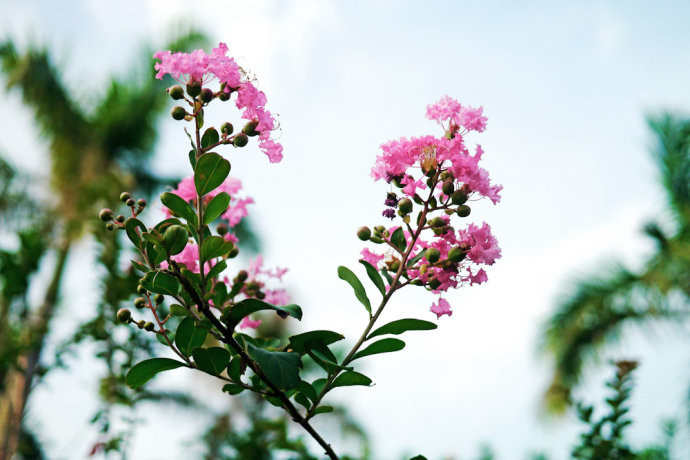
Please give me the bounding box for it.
[98,192,147,231]
[360,96,502,318]
[154,42,283,163]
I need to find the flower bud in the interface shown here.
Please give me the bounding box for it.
[137,320,146,329]
[137,199,147,208]
[357,226,371,241]
[439,170,454,182]
[233,133,249,147]
[115,215,125,223]
[220,122,234,135]
[228,247,239,258]
[116,308,131,323]
[218,91,230,101]
[236,270,249,282]
[370,236,384,244]
[217,223,228,235]
[256,291,266,300]
[451,190,468,205]
[120,192,131,202]
[171,106,187,120]
[144,321,155,331]
[137,284,147,295]
[428,278,441,290]
[105,223,115,231]
[442,181,454,195]
[398,198,413,215]
[425,248,441,263]
[134,297,147,309]
[186,80,202,97]
[168,85,184,100]
[242,120,259,137]
[429,217,445,228]
[98,208,114,222]
[447,247,465,262]
[154,294,164,305]
[456,205,471,217]
[200,88,214,103]
[374,225,385,235]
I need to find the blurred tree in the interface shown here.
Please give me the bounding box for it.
[0,31,206,459]
[540,114,690,411]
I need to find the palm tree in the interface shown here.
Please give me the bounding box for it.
[0,30,206,458]
[540,114,690,412]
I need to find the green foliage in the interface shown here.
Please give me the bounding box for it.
[174,317,208,356]
[331,371,372,388]
[246,343,301,390]
[223,299,302,330]
[125,358,186,388]
[359,260,386,296]
[193,347,230,376]
[338,265,372,314]
[195,152,231,196]
[368,318,437,339]
[352,338,405,361]
[204,192,231,224]
[541,114,690,411]
[161,191,197,223]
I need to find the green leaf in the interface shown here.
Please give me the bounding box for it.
[331,371,372,389]
[170,304,188,317]
[359,260,386,296]
[131,259,149,273]
[125,358,185,388]
[193,347,230,376]
[294,392,311,410]
[124,217,147,248]
[160,191,197,223]
[288,330,345,354]
[175,317,208,356]
[205,260,227,283]
[352,338,405,361]
[406,250,425,267]
[140,271,180,296]
[308,348,352,373]
[188,149,197,169]
[312,378,327,395]
[155,329,175,346]
[222,383,245,395]
[203,192,230,225]
[196,108,204,130]
[246,343,301,390]
[337,266,371,314]
[195,152,231,196]
[297,380,317,403]
[391,227,406,252]
[224,298,302,330]
[368,318,438,340]
[201,127,219,149]
[227,357,246,382]
[312,405,334,416]
[200,235,234,262]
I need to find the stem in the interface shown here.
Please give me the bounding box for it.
[171,267,339,459]
[307,171,439,419]
[183,106,338,458]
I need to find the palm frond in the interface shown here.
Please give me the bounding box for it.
[647,114,690,225]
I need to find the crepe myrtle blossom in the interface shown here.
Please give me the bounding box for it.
[360,96,502,319]
[234,256,290,329]
[154,42,283,163]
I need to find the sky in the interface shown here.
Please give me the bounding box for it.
[2,0,690,458]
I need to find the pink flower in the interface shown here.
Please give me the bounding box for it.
[426,95,487,133]
[458,222,501,265]
[264,289,290,305]
[159,243,200,272]
[360,248,385,267]
[239,316,262,329]
[467,268,488,285]
[430,298,452,318]
[153,42,283,163]
[247,255,289,281]
[223,197,254,227]
[401,175,427,197]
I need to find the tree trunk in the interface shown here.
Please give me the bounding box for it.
[0,239,71,460]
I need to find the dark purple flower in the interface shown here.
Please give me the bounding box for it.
[382,209,396,219]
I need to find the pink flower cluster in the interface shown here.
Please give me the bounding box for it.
[165,176,254,230]
[154,43,283,163]
[235,256,290,329]
[364,96,502,319]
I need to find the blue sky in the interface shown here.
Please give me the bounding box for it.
[2,1,690,458]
